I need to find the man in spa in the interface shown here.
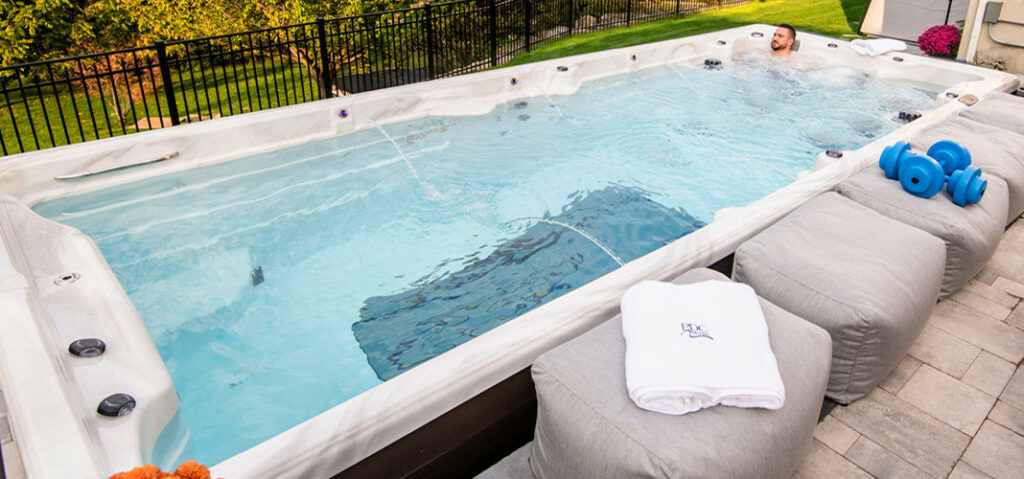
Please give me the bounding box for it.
[771,24,796,57]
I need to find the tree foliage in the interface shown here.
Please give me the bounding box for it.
[1,1,131,66]
[1,0,409,67]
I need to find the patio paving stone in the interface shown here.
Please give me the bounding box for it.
[813,416,860,454]
[1007,305,1024,331]
[878,355,922,394]
[985,222,1024,284]
[975,269,999,285]
[962,279,1020,310]
[831,389,969,477]
[929,300,1024,363]
[908,325,980,378]
[949,461,994,479]
[961,420,1024,479]
[949,289,1014,321]
[792,440,872,479]
[844,436,930,479]
[896,365,996,436]
[961,351,1016,397]
[988,400,1024,436]
[1000,366,1024,411]
[991,276,1024,298]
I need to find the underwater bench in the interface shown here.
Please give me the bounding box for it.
[733,192,945,404]
[530,268,831,479]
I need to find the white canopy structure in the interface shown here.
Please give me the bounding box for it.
[861,0,972,42]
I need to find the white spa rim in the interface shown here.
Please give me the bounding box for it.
[0,25,1017,479]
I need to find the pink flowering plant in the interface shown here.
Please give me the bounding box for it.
[918,25,962,58]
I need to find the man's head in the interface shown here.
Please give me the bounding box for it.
[771,24,796,56]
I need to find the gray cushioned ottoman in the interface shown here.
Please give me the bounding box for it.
[960,92,1024,136]
[909,115,1024,224]
[530,268,832,479]
[836,168,1008,298]
[733,192,945,404]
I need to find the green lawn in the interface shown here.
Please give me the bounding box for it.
[1,48,437,155]
[504,0,868,66]
[1,59,322,155]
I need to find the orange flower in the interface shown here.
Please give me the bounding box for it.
[174,461,211,479]
[109,461,211,479]
[107,464,171,479]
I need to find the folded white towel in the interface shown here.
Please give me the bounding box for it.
[850,38,908,56]
[621,280,785,415]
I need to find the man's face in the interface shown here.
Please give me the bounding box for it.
[771,27,793,52]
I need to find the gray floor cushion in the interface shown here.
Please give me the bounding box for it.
[733,192,945,404]
[530,268,831,479]
[909,115,1024,224]
[836,168,1008,298]
[960,92,1024,136]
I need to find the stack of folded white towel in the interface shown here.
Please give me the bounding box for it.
[621,280,785,415]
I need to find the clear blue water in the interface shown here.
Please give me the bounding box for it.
[33,57,940,464]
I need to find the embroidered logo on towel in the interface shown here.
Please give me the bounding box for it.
[681,323,713,340]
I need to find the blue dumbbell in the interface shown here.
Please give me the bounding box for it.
[880,140,971,179]
[879,140,986,206]
[879,141,912,179]
[947,165,987,207]
[896,155,986,205]
[924,140,985,206]
[927,140,972,175]
[897,154,947,198]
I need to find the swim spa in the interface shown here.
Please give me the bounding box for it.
[0,25,1017,478]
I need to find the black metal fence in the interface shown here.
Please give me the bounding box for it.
[0,0,744,156]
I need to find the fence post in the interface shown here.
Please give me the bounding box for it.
[316,17,332,99]
[425,4,436,79]
[155,41,180,126]
[525,0,533,52]
[675,0,681,16]
[568,0,575,35]
[489,0,498,67]
[626,0,633,26]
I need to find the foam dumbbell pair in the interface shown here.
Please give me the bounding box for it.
[878,140,987,207]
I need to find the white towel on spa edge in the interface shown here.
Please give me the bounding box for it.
[850,38,907,56]
[621,280,785,415]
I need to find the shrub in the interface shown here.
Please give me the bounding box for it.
[918,24,962,58]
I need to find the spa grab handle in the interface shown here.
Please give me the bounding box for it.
[54,152,179,181]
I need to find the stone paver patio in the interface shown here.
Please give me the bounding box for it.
[794,217,1024,479]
